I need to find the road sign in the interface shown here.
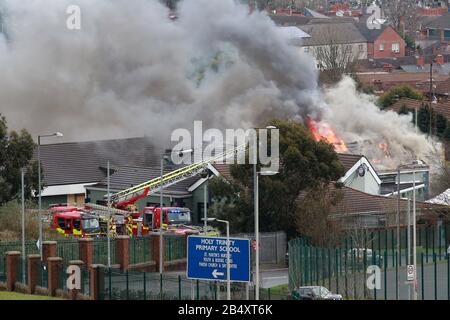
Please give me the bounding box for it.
[407,264,415,281]
[187,235,250,282]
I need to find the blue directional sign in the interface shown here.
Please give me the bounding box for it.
[187,235,250,282]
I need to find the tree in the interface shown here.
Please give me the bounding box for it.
[418,103,431,134]
[295,182,344,246]
[378,85,424,109]
[313,24,360,84]
[0,114,38,205]
[381,0,418,33]
[208,119,345,239]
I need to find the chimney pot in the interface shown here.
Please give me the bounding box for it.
[416,55,425,66]
[435,54,445,65]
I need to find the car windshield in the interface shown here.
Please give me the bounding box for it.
[298,288,312,295]
[311,287,330,296]
[167,209,191,224]
[82,218,99,230]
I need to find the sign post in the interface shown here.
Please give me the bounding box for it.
[407,264,415,282]
[187,235,251,286]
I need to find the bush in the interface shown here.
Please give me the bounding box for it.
[378,85,424,109]
[0,201,39,240]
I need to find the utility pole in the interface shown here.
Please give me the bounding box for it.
[21,169,26,283]
[107,161,111,268]
[396,165,401,300]
[407,198,411,300]
[429,58,434,136]
[412,167,418,300]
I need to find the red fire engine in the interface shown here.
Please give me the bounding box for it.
[49,204,102,237]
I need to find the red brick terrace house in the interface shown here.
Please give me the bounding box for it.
[356,19,406,59]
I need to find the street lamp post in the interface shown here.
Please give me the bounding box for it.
[37,132,63,258]
[253,125,277,300]
[397,160,424,300]
[21,169,26,283]
[412,164,418,300]
[255,170,278,299]
[159,148,193,275]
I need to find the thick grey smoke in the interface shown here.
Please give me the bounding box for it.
[0,0,438,170]
[322,77,441,170]
[0,0,318,146]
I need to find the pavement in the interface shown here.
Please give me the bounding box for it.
[260,268,288,289]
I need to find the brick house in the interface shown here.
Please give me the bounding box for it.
[356,22,406,59]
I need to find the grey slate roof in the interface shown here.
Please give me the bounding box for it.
[400,63,450,75]
[34,137,162,186]
[304,8,330,19]
[268,14,312,26]
[90,165,200,196]
[299,22,367,46]
[355,21,387,43]
[427,13,450,29]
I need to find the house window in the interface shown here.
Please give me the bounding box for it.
[379,43,384,51]
[358,44,364,51]
[392,42,400,53]
[304,47,310,53]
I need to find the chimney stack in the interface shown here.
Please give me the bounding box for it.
[435,54,445,65]
[416,55,425,66]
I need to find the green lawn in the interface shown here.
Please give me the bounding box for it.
[269,283,289,295]
[0,291,63,300]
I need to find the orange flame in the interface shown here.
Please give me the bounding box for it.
[306,117,348,153]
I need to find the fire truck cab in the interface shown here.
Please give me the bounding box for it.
[133,206,195,236]
[51,212,102,237]
[49,204,102,237]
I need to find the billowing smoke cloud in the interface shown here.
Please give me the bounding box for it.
[0,0,439,170]
[322,78,441,170]
[0,0,318,146]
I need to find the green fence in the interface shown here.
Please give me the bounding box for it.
[289,224,450,300]
[100,269,281,300]
[57,239,80,265]
[129,237,153,265]
[165,235,186,261]
[93,238,116,266]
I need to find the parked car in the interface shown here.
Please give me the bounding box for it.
[292,286,342,300]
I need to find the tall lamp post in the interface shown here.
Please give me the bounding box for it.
[159,148,193,275]
[253,126,276,300]
[255,170,278,299]
[253,125,277,300]
[37,132,63,258]
[397,160,425,300]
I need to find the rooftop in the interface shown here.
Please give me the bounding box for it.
[34,137,161,186]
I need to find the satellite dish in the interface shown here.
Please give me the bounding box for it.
[336,10,344,17]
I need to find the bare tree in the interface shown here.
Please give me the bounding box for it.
[295,183,344,247]
[381,0,419,33]
[311,24,360,83]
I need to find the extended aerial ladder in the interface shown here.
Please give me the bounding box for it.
[108,143,247,208]
[85,143,247,214]
[83,143,247,237]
